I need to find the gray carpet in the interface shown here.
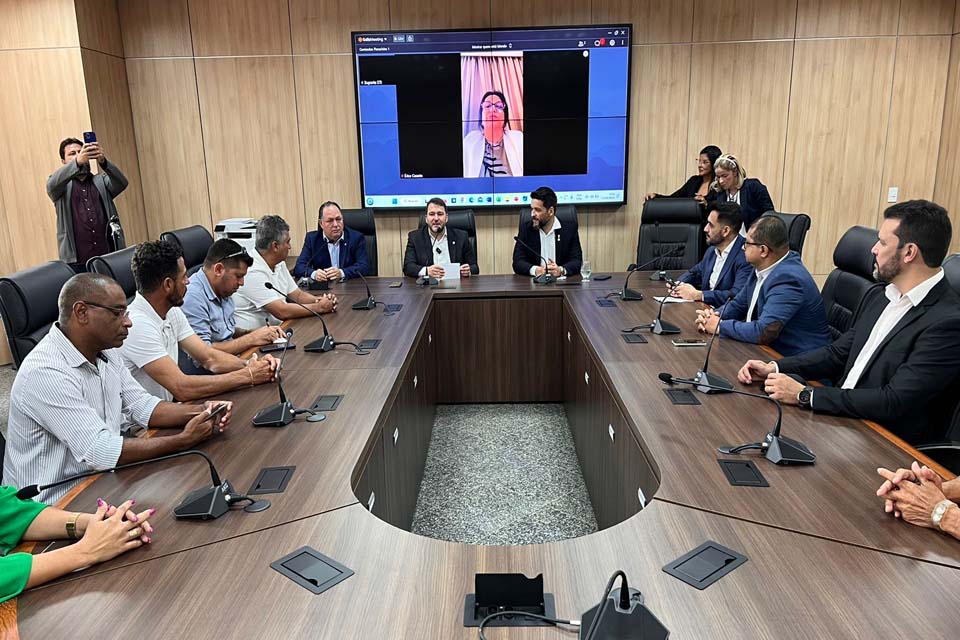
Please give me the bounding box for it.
[411,403,597,546]
[0,365,14,439]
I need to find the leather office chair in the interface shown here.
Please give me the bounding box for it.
[419,209,478,258]
[518,204,578,231]
[820,226,881,341]
[943,253,960,296]
[761,211,812,257]
[341,208,378,276]
[87,245,139,302]
[160,225,214,276]
[917,403,960,475]
[635,198,702,271]
[0,260,76,367]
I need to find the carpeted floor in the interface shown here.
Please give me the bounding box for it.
[0,365,15,439]
[411,403,597,546]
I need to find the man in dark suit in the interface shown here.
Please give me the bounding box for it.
[293,201,370,281]
[738,200,960,444]
[696,215,830,357]
[403,198,479,279]
[512,186,582,277]
[673,202,753,306]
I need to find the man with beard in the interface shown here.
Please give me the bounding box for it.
[403,198,478,279]
[120,240,279,403]
[672,202,753,305]
[737,200,960,445]
[47,137,128,272]
[513,186,582,278]
[2,273,233,504]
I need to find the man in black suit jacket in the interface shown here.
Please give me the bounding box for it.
[512,186,582,277]
[737,200,960,444]
[403,198,479,279]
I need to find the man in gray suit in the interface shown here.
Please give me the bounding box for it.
[47,137,128,272]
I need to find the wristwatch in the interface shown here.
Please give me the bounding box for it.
[932,499,956,531]
[797,386,814,409]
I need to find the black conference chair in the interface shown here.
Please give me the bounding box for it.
[419,209,478,259]
[943,253,960,296]
[88,245,139,302]
[917,404,960,476]
[635,198,701,272]
[761,211,812,257]
[160,225,214,276]
[517,204,578,231]
[341,208,378,276]
[0,260,76,367]
[820,226,881,341]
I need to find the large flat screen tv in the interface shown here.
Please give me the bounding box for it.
[351,25,632,210]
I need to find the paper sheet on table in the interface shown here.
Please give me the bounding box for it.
[440,263,461,281]
[653,296,694,304]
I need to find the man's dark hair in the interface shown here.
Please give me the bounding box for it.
[318,201,342,221]
[700,145,723,169]
[204,238,253,269]
[132,240,183,294]
[59,137,82,160]
[884,199,953,267]
[707,201,742,233]
[426,197,447,212]
[749,216,789,253]
[477,90,510,130]
[530,186,557,211]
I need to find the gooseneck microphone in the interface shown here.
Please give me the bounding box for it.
[351,272,377,311]
[252,328,317,427]
[266,282,367,354]
[692,292,736,392]
[513,234,556,284]
[16,450,270,519]
[618,247,683,302]
[580,569,669,640]
[658,372,815,465]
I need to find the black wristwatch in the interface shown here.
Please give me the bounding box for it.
[797,386,814,410]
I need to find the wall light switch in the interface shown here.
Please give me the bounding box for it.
[887,187,898,203]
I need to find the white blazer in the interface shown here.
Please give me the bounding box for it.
[462,129,524,177]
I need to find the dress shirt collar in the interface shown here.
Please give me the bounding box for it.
[195,269,220,303]
[324,232,343,245]
[884,269,944,307]
[540,216,562,237]
[48,322,105,368]
[714,238,735,260]
[755,251,789,280]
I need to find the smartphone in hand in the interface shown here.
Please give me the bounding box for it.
[82,131,97,144]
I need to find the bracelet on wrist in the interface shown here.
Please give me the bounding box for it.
[66,513,81,539]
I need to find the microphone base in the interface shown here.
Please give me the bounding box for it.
[765,434,816,465]
[579,588,669,639]
[648,270,668,281]
[533,273,557,285]
[304,335,336,353]
[620,288,644,301]
[651,318,681,335]
[694,370,733,394]
[351,296,376,311]
[416,276,439,286]
[174,480,235,520]
[252,401,296,427]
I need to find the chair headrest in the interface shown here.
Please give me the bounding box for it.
[87,246,139,299]
[641,198,702,224]
[0,261,76,336]
[418,209,476,237]
[341,208,376,235]
[832,226,878,280]
[160,226,213,268]
[943,254,960,296]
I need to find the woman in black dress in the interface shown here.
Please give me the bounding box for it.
[645,145,722,204]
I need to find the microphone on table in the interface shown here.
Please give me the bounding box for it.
[252,327,317,426]
[15,449,270,519]
[658,372,815,465]
[580,570,669,640]
[513,235,556,284]
[351,271,377,311]
[619,247,683,302]
[690,292,736,392]
[264,282,368,355]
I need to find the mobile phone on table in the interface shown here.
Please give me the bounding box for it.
[671,338,706,347]
[204,402,228,422]
[389,281,403,288]
[82,131,97,144]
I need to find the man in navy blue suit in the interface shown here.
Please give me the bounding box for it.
[695,215,830,357]
[513,186,582,277]
[672,202,752,306]
[293,201,370,282]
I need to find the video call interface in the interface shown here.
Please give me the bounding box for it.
[352,26,631,209]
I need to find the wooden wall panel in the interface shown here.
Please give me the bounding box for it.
[376,213,402,277]
[899,0,956,35]
[0,185,11,363]
[795,0,900,38]
[75,0,124,57]
[490,211,519,274]
[781,38,897,275]
[82,49,149,244]
[118,0,192,58]
[692,0,797,42]
[956,0,960,34]
[127,58,211,238]
[0,48,90,269]
[195,57,306,245]
[879,36,950,214]
[189,0,291,56]
[387,0,491,30]
[934,34,960,250]
[591,0,693,44]
[490,0,591,28]
[688,41,792,203]
[0,0,78,50]
[291,0,390,54]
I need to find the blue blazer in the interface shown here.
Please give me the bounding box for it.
[717,178,774,230]
[677,235,752,307]
[293,226,370,280]
[720,251,830,357]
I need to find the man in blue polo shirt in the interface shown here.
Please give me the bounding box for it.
[182,238,285,358]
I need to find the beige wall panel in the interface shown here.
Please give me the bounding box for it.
[795,0,899,38]
[76,0,124,57]
[475,211,495,275]
[127,58,211,238]
[0,182,11,363]
[879,36,950,214]
[934,34,960,250]
[591,0,693,44]
[189,0,291,56]
[492,211,520,274]
[956,0,960,33]
[388,0,491,30]
[581,206,632,272]
[782,38,896,275]
[118,0,192,57]
[291,0,390,54]
[376,213,402,277]
[0,49,89,269]
[688,41,792,203]
[195,57,306,244]
[692,0,796,42]
[0,0,78,50]
[294,55,362,224]
[899,0,956,35]
[490,0,591,28]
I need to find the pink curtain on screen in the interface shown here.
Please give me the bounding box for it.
[461,54,524,137]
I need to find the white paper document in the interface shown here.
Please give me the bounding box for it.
[653,296,694,304]
[440,263,461,281]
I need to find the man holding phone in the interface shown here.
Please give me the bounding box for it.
[47,133,128,272]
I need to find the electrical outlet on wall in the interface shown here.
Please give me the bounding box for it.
[887,187,899,203]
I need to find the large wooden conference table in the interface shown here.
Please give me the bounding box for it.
[6,274,960,639]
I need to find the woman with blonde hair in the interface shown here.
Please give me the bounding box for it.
[712,154,774,234]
